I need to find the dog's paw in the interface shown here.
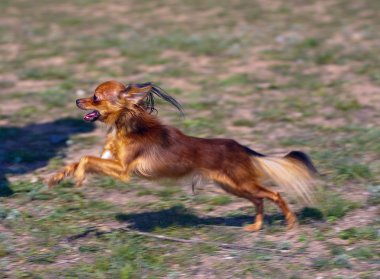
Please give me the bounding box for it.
[243,222,263,232]
[47,172,64,188]
[286,213,298,230]
[74,180,84,187]
[73,175,85,187]
[286,220,298,230]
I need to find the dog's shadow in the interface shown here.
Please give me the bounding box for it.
[115,205,323,231]
[0,118,95,196]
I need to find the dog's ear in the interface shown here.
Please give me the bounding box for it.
[120,83,152,103]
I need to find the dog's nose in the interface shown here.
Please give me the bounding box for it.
[76,99,81,106]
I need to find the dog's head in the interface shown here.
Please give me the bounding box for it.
[76,81,183,124]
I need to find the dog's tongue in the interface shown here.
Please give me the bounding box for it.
[84,110,100,122]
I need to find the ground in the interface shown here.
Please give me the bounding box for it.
[0,0,379,278]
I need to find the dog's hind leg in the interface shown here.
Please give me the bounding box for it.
[211,176,265,232]
[243,197,264,232]
[252,185,297,230]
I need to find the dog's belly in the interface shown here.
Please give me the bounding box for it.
[134,157,193,179]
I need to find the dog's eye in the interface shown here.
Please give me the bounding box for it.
[93,95,99,102]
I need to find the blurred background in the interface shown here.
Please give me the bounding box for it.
[0,0,379,278]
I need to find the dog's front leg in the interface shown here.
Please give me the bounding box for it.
[100,132,115,159]
[47,162,79,188]
[73,156,129,186]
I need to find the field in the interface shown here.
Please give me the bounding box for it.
[0,0,379,278]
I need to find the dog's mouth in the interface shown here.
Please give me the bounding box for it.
[83,110,100,122]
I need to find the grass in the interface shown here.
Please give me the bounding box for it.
[219,74,252,87]
[0,0,379,277]
[19,67,71,80]
[336,163,372,181]
[209,195,233,206]
[232,118,255,127]
[339,226,378,242]
[39,87,74,108]
[317,191,359,222]
[349,246,378,260]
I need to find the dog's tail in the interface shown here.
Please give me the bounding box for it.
[246,148,317,205]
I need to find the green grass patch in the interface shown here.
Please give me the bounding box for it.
[349,246,378,260]
[91,177,129,189]
[317,191,359,221]
[258,108,291,122]
[339,226,378,242]
[218,74,251,86]
[334,98,362,112]
[19,67,71,80]
[39,87,73,108]
[79,244,102,253]
[311,257,331,270]
[0,244,9,257]
[232,118,254,127]
[187,101,217,110]
[156,187,181,199]
[336,163,372,181]
[182,116,225,135]
[27,251,58,264]
[9,106,41,122]
[209,195,232,206]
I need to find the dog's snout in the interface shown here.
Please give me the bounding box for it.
[76,99,85,109]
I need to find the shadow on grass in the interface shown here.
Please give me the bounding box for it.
[0,118,95,196]
[116,205,323,231]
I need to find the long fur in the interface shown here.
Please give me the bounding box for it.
[250,151,317,205]
[48,80,318,232]
[141,83,184,116]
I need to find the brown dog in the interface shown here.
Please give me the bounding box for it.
[48,81,317,231]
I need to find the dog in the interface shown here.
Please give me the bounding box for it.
[48,80,317,232]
